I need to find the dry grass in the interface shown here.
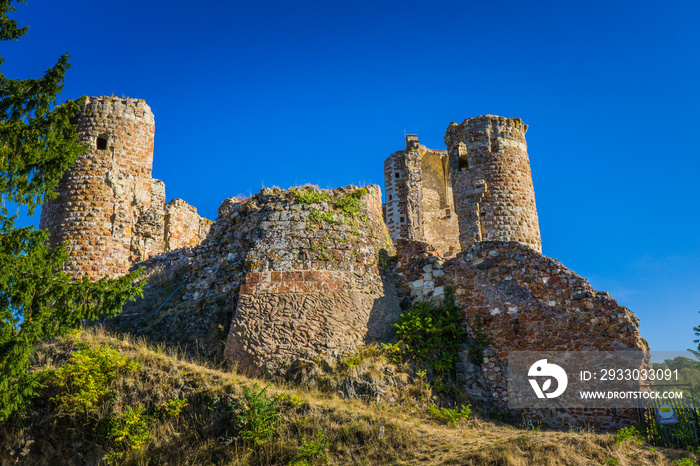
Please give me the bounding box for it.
[1,327,698,465]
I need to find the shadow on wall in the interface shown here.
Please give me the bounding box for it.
[364,272,404,343]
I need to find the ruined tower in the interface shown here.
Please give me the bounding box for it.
[444,115,541,252]
[384,135,460,257]
[40,96,211,279]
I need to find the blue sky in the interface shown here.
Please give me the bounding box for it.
[5,0,700,352]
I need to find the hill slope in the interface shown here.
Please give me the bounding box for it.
[0,328,695,465]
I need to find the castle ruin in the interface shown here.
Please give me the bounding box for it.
[384,115,540,258]
[39,96,211,279]
[41,97,648,430]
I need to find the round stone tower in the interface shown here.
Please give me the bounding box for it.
[444,115,541,252]
[40,96,164,279]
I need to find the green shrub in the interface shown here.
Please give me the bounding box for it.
[103,406,151,465]
[671,459,698,466]
[289,429,331,465]
[393,287,467,378]
[229,383,282,446]
[467,314,491,366]
[333,193,363,218]
[49,345,137,419]
[427,403,471,425]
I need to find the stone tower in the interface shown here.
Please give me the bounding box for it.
[444,115,541,252]
[384,135,460,258]
[40,96,211,279]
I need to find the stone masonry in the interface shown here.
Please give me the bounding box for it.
[384,135,460,258]
[44,98,648,430]
[39,96,211,279]
[385,116,541,254]
[444,241,648,429]
[220,185,399,375]
[445,115,541,252]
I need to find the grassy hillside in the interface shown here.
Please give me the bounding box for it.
[0,327,696,465]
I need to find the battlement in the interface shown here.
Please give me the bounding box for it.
[81,95,155,123]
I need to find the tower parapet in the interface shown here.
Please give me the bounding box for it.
[445,115,541,252]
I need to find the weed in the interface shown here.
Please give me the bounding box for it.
[393,287,466,378]
[427,403,471,425]
[671,459,698,466]
[159,398,188,417]
[277,393,308,406]
[334,193,362,218]
[311,243,333,262]
[613,425,643,445]
[229,383,282,447]
[294,188,331,205]
[289,429,331,465]
[103,406,150,465]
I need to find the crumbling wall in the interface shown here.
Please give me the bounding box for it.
[384,135,459,258]
[218,185,400,375]
[164,199,213,251]
[39,96,210,279]
[443,241,648,429]
[445,115,541,252]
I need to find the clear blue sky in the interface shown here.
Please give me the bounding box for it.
[5,0,700,353]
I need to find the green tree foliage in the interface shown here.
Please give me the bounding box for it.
[0,0,143,420]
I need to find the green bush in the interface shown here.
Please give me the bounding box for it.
[230,383,282,446]
[49,345,137,419]
[289,429,332,465]
[427,403,471,425]
[467,314,491,366]
[393,287,467,378]
[671,459,698,466]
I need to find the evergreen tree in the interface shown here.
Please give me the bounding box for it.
[0,0,143,420]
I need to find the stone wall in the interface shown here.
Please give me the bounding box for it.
[219,185,399,375]
[445,115,541,252]
[136,185,398,374]
[39,96,210,279]
[164,199,213,251]
[443,241,648,429]
[393,239,446,303]
[383,135,459,258]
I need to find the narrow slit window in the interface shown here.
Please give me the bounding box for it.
[459,158,468,172]
[388,194,392,201]
[97,137,108,150]
[395,172,400,179]
[399,216,405,223]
